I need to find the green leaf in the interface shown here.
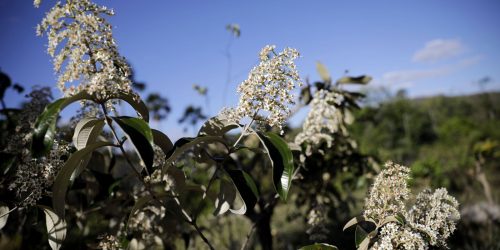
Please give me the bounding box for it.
[355,225,368,248]
[32,92,93,157]
[164,136,227,167]
[395,212,406,225]
[379,215,401,228]
[343,215,375,231]
[213,178,237,216]
[316,61,331,83]
[224,167,259,214]
[111,91,150,122]
[71,118,105,180]
[151,129,173,156]
[198,116,239,137]
[336,75,372,85]
[299,243,339,250]
[72,118,105,150]
[112,116,154,173]
[53,141,113,217]
[40,205,67,250]
[0,203,9,230]
[256,132,294,201]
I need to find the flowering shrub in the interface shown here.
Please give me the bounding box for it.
[0,1,460,249]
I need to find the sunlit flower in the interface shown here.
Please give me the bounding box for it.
[408,188,460,247]
[231,45,302,133]
[364,161,410,222]
[37,0,132,99]
[372,223,427,250]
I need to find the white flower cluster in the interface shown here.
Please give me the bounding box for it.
[408,188,460,247]
[36,0,132,99]
[372,223,427,250]
[364,162,460,249]
[364,161,410,222]
[5,88,72,207]
[9,140,71,207]
[294,89,345,156]
[230,45,302,133]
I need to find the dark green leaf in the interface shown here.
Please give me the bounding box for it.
[256,132,294,201]
[111,91,150,122]
[355,225,368,248]
[112,116,154,173]
[151,129,173,156]
[395,213,406,225]
[164,136,226,167]
[213,178,237,216]
[223,158,259,214]
[53,141,113,217]
[299,243,339,250]
[32,92,93,157]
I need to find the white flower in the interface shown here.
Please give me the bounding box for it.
[364,161,411,222]
[231,45,302,133]
[408,188,460,247]
[294,89,344,155]
[37,0,133,99]
[372,223,427,250]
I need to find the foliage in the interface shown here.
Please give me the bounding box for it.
[0,1,473,250]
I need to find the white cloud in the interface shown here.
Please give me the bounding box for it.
[412,39,464,63]
[375,56,481,88]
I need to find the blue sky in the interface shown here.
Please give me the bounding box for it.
[1,0,499,138]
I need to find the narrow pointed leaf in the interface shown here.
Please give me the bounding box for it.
[40,206,67,250]
[256,131,294,201]
[53,141,113,217]
[32,92,93,157]
[112,116,154,173]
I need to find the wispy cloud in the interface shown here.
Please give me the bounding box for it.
[374,56,481,88]
[412,38,464,63]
